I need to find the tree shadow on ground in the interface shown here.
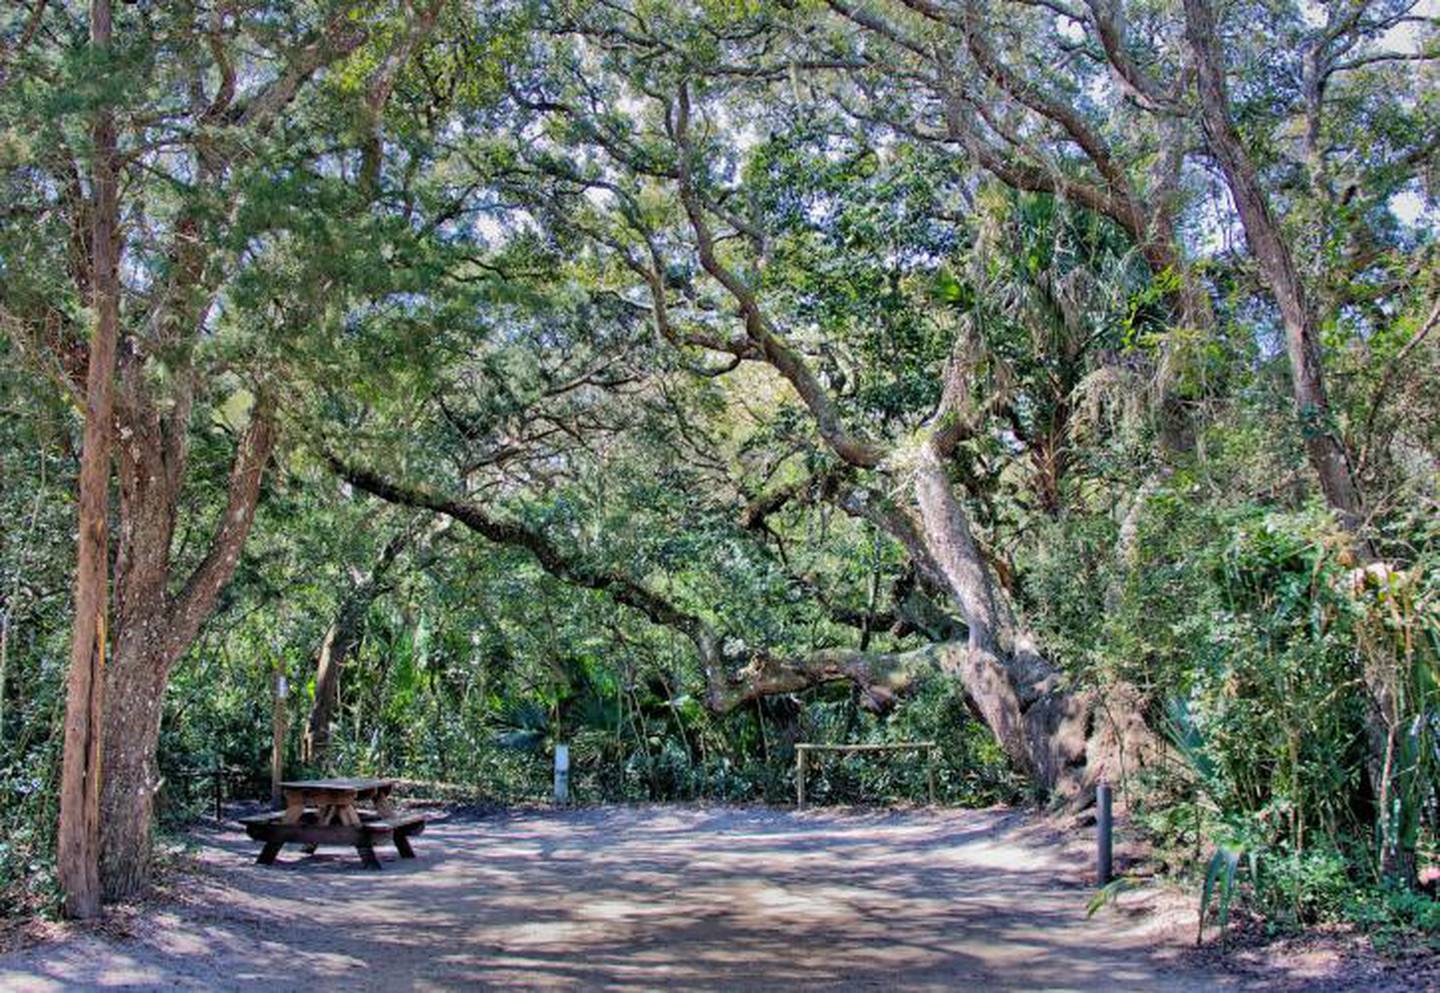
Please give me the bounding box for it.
[0,806,1339,992]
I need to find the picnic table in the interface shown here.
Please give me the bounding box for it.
[240,777,425,869]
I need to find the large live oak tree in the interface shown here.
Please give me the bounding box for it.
[324,11,1169,804]
[331,0,1433,812]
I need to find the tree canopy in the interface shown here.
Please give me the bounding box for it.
[0,0,1437,929]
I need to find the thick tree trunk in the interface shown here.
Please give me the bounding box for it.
[303,617,360,765]
[97,636,168,900]
[98,399,274,901]
[913,446,1005,651]
[912,443,1157,803]
[304,520,428,763]
[56,0,118,920]
[97,378,183,901]
[303,578,388,764]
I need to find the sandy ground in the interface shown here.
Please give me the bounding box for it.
[0,805,1434,992]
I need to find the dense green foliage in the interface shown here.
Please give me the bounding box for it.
[1,0,1437,938]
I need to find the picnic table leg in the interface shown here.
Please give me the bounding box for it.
[394,832,416,859]
[356,843,382,870]
[298,803,325,853]
[373,785,396,819]
[257,840,284,865]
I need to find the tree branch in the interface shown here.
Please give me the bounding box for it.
[671,82,889,469]
[705,641,962,713]
[329,454,715,650]
[164,399,277,663]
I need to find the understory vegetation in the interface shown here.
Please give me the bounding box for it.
[1,0,1437,943]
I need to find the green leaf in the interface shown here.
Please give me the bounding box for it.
[1087,876,1139,918]
[1198,846,1244,944]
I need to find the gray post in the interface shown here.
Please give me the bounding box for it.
[270,673,287,810]
[926,747,936,806]
[553,744,570,805]
[1097,780,1113,885]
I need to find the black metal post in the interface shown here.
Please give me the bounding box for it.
[1097,780,1113,885]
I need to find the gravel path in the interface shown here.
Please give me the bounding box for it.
[0,805,1428,991]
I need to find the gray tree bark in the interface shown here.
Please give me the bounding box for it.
[1183,0,1367,537]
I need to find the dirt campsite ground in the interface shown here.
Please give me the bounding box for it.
[1,805,1435,992]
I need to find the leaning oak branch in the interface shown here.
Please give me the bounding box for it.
[331,456,709,643]
[330,456,953,713]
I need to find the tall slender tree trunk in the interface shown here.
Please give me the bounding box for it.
[56,0,119,920]
[1183,0,1366,537]
[1182,0,1412,882]
[303,526,412,765]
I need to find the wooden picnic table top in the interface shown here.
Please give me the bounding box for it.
[279,777,394,794]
